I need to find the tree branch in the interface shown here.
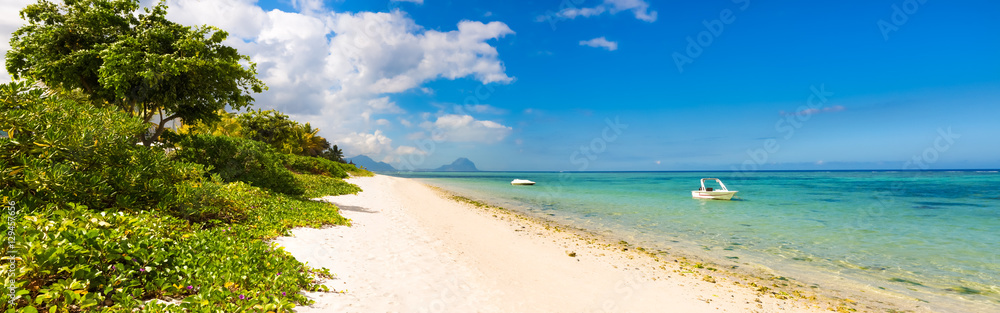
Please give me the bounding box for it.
[147,112,181,146]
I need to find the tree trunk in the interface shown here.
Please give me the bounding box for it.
[146,113,180,146]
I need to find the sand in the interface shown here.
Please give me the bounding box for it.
[274,175,877,312]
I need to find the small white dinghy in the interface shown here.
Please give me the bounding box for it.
[691,178,738,200]
[511,179,536,186]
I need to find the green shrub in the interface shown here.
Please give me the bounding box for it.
[8,201,341,311]
[336,161,375,177]
[171,134,305,196]
[294,173,363,198]
[171,178,263,225]
[284,154,348,178]
[0,80,195,213]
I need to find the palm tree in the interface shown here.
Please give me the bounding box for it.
[297,123,329,157]
[320,144,345,163]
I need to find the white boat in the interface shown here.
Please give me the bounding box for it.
[511,179,536,186]
[691,178,738,200]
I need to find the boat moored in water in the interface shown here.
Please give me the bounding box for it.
[511,179,536,186]
[691,178,738,200]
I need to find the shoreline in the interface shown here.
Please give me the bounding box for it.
[423,186,927,313]
[409,174,1000,313]
[276,175,944,312]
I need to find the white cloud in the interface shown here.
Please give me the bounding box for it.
[545,0,657,23]
[289,0,326,13]
[399,118,413,127]
[1,0,515,164]
[579,37,618,51]
[559,7,606,19]
[780,105,846,116]
[606,0,658,22]
[161,0,514,161]
[0,0,38,83]
[337,130,395,157]
[395,145,427,156]
[462,104,506,114]
[392,0,424,4]
[375,118,391,126]
[426,114,512,143]
[406,131,426,140]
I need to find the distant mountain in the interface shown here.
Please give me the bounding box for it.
[348,155,397,172]
[433,157,480,172]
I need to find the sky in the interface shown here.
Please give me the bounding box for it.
[2,0,999,171]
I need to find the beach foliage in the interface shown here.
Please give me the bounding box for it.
[5,0,265,146]
[171,134,305,196]
[295,173,363,198]
[0,79,195,213]
[1,81,357,311]
[285,154,349,179]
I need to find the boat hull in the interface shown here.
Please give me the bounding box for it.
[691,190,737,200]
[511,179,536,185]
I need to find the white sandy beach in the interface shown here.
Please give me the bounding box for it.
[275,175,880,312]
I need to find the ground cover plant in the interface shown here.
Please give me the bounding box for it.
[1,81,365,311]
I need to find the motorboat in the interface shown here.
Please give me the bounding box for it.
[691,178,737,200]
[511,179,536,186]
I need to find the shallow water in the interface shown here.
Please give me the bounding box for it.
[386,170,1000,310]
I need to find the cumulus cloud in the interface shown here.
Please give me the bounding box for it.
[426,114,512,143]
[159,0,514,161]
[0,0,37,83]
[1,0,515,164]
[579,37,618,51]
[540,0,657,23]
[337,130,395,157]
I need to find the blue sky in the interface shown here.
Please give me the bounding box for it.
[2,0,998,170]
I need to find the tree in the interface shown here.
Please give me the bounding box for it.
[297,123,330,157]
[320,145,345,163]
[176,109,247,138]
[236,109,300,152]
[5,0,265,146]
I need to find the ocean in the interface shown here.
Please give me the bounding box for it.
[386,170,1000,311]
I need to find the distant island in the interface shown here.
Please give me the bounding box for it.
[348,155,480,172]
[347,155,398,172]
[432,157,479,172]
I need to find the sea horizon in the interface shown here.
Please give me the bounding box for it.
[380,168,1000,173]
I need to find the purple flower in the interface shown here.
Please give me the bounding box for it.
[282,292,286,296]
[186,285,193,290]
[239,294,245,300]
[139,268,145,272]
[276,272,281,276]
[110,265,115,271]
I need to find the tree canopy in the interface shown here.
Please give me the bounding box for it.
[5,0,266,145]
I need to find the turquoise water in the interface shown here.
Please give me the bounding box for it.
[386,171,1000,310]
